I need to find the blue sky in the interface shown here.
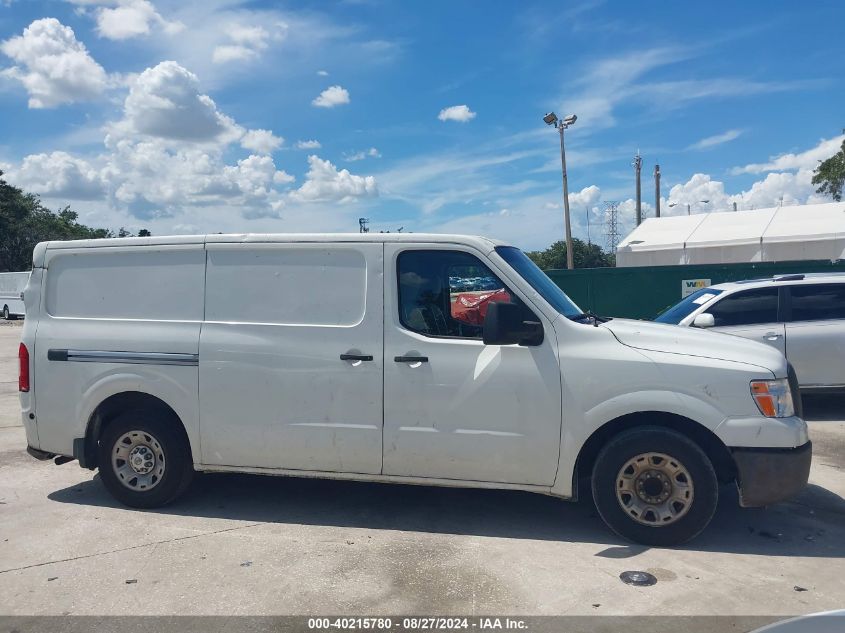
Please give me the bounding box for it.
[1,0,843,249]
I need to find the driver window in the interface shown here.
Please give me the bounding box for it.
[397,249,518,338]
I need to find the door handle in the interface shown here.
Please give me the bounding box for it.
[340,353,373,361]
[394,355,428,363]
[763,332,782,341]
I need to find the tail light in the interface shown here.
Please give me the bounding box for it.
[19,343,30,392]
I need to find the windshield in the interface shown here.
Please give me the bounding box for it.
[494,246,582,317]
[654,287,723,324]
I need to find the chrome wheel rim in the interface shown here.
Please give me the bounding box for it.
[615,452,694,527]
[111,430,166,491]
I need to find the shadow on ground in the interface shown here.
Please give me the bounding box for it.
[48,465,845,558]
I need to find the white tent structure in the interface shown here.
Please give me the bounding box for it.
[616,202,845,267]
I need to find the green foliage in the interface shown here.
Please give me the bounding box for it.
[0,170,150,271]
[525,238,615,270]
[812,133,845,202]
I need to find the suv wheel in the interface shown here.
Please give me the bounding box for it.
[97,409,194,508]
[591,426,718,546]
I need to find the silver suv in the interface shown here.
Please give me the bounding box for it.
[655,273,845,393]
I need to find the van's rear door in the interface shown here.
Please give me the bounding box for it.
[199,241,384,474]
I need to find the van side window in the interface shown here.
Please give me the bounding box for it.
[705,287,779,326]
[788,284,845,322]
[397,250,520,338]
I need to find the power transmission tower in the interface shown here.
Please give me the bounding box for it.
[358,218,370,233]
[604,201,621,253]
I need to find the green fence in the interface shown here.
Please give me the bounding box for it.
[546,260,845,320]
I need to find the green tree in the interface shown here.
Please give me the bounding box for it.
[0,170,113,271]
[812,132,845,202]
[525,238,615,270]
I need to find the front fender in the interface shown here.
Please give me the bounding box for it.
[550,323,785,498]
[551,388,728,497]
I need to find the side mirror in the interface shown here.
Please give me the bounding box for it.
[692,313,715,328]
[483,302,544,346]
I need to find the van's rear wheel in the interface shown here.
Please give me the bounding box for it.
[591,426,718,546]
[2,305,9,320]
[97,410,193,508]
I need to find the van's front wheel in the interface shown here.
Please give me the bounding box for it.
[97,410,193,508]
[591,427,718,546]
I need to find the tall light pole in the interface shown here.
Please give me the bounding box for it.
[544,112,577,269]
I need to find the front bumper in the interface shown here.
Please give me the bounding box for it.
[732,441,812,507]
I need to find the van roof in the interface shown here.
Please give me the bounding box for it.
[33,233,508,266]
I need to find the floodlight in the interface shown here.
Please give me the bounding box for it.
[543,112,558,126]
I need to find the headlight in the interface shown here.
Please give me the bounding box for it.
[750,378,795,418]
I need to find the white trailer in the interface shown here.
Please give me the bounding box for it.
[0,271,30,319]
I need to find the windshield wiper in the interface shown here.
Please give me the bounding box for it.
[569,311,611,326]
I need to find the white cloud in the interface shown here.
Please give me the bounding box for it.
[212,45,256,64]
[92,0,184,40]
[2,57,377,231]
[111,61,240,143]
[240,129,284,154]
[8,151,106,200]
[98,139,294,218]
[212,23,284,64]
[568,184,602,209]
[559,47,818,132]
[292,155,377,202]
[664,169,822,215]
[344,147,381,161]
[663,173,728,213]
[0,18,108,108]
[312,85,350,108]
[317,69,329,76]
[228,24,272,45]
[731,134,845,175]
[296,139,322,149]
[437,104,476,122]
[688,129,742,150]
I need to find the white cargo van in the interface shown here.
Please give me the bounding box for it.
[1,271,29,319]
[20,234,811,545]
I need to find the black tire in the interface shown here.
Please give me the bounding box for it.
[2,306,9,320]
[591,426,718,546]
[97,409,194,508]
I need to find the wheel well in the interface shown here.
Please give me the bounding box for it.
[81,392,187,469]
[574,411,736,496]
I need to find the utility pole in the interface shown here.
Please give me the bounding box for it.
[654,164,661,218]
[633,152,642,225]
